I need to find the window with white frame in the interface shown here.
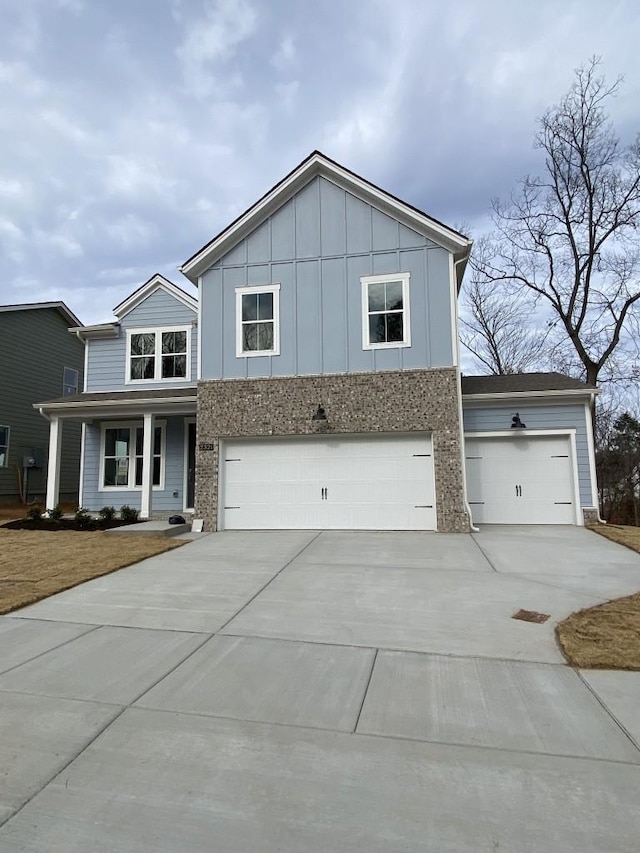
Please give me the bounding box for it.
[0,426,9,468]
[127,327,190,382]
[235,284,280,357]
[101,422,164,489]
[361,272,411,349]
[63,366,79,396]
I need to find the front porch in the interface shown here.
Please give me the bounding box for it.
[36,388,197,520]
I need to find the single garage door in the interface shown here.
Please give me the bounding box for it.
[465,434,577,524]
[221,434,436,530]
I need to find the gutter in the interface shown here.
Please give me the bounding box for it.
[454,255,478,532]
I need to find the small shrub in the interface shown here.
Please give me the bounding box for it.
[74,507,92,529]
[120,505,139,523]
[48,504,63,521]
[26,506,43,521]
[99,506,117,522]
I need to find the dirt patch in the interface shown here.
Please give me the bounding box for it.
[0,529,184,615]
[556,525,640,670]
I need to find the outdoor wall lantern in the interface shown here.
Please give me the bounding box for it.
[511,413,527,429]
[312,405,327,422]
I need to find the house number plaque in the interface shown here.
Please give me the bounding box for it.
[198,442,215,452]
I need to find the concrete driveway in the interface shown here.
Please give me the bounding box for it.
[1,526,640,851]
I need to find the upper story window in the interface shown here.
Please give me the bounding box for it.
[0,426,9,468]
[126,327,191,383]
[63,366,79,396]
[235,284,280,357]
[361,272,411,350]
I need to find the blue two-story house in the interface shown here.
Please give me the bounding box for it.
[38,152,600,530]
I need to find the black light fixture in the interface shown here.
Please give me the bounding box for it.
[511,413,527,429]
[312,405,327,422]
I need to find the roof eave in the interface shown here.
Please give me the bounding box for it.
[180,152,472,284]
[462,388,599,404]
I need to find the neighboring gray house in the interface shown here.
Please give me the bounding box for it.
[0,302,84,505]
[38,152,600,529]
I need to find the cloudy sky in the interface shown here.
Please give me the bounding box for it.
[2,0,639,325]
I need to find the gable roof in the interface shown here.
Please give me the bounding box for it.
[0,301,82,328]
[462,372,597,398]
[113,274,198,319]
[180,151,472,285]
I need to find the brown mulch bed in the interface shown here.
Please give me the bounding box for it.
[556,525,640,670]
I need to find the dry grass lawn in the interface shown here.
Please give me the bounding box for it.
[0,529,183,615]
[556,524,640,670]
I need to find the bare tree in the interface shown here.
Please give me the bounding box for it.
[473,57,640,408]
[461,238,548,374]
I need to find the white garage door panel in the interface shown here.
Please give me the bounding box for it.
[223,435,436,531]
[465,435,576,525]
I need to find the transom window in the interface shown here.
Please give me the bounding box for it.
[235,284,280,357]
[101,423,164,490]
[127,327,190,382]
[361,272,411,350]
[0,426,9,468]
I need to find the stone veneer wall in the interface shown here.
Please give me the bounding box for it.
[195,367,469,532]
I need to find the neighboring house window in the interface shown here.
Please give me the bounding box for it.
[0,426,9,468]
[63,367,79,396]
[101,422,165,489]
[235,284,280,357]
[361,272,411,350]
[126,327,190,382]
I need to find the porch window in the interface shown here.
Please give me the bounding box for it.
[361,272,411,350]
[127,327,190,382]
[101,422,165,489]
[0,426,9,468]
[235,284,280,357]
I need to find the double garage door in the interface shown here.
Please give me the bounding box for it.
[465,434,578,525]
[221,434,436,530]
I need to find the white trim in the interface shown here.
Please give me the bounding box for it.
[98,420,166,493]
[584,399,600,511]
[449,254,458,368]
[114,275,197,319]
[197,276,202,380]
[183,417,196,512]
[78,423,86,506]
[235,284,281,358]
[360,272,411,350]
[464,428,582,526]
[125,325,192,385]
[62,365,79,396]
[463,389,598,403]
[0,301,82,327]
[0,425,10,468]
[45,417,62,510]
[83,340,89,392]
[180,153,471,282]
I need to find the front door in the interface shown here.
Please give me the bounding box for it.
[186,421,196,510]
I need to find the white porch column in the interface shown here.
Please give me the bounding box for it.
[45,416,63,510]
[140,412,155,520]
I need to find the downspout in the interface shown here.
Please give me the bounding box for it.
[587,390,606,524]
[453,254,478,532]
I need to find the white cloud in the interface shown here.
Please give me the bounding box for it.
[271,35,296,71]
[175,0,258,97]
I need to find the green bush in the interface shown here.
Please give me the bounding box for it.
[98,506,117,522]
[26,506,43,521]
[47,504,63,521]
[74,507,92,528]
[120,505,139,523]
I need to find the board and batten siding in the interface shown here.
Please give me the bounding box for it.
[81,416,188,511]
[462,402,594,507]
[0,309,84,500]
[86,289,197,392]
[200,175,455,379]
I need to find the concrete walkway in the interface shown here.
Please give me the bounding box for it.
[1,526,640,851]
